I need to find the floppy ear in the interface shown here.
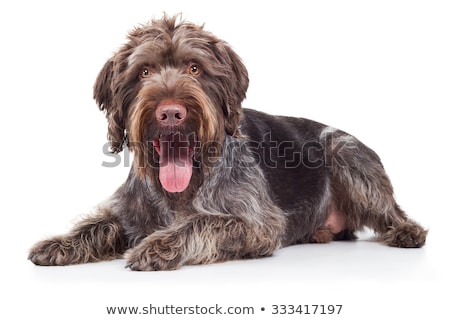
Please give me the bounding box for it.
[219,43,249,136]
[93,58,126,153]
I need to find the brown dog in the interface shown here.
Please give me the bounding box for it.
[29,15,427,271]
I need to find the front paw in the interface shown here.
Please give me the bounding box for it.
[29,238,73,266]
[125,236,183,271]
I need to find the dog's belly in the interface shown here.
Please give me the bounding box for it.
[309,208,347,243]
[324,208,347,234]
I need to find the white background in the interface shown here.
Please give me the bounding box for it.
[1,0,449,319]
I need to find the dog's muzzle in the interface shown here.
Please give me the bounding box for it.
[153,103,194,193]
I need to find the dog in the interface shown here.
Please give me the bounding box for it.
[29,15,427,271]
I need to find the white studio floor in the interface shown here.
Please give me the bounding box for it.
[3,229,447,320]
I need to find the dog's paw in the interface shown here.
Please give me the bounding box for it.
[29,238,73,266]
[310,227,334,243]
[382,221,428,248]
[125,236,183,271]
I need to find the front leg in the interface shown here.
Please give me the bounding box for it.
[29,209,126,266]
[126,214,282,271]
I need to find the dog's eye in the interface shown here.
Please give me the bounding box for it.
[139,68,151,79]
[188,64,200,76]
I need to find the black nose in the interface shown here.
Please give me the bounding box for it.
[155,104,187,126]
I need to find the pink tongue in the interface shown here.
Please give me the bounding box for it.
[158,135,193,193]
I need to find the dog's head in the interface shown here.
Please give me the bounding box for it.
[94,15,249,194]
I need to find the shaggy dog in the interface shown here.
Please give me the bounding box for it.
[29,15,427,271]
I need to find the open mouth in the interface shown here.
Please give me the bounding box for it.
[153,133,195,193]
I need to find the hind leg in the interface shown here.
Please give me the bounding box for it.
[379,204,427,248]
[323,127,427,248]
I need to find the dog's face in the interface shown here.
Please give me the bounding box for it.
[94,15,249,194]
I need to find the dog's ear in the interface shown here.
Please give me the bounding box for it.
[218,43,249,136]
[93,58,126,153]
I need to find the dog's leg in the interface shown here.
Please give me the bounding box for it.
[125,214,282,271]
[324,128,428,248]
[378,204,428,248]
[29,208,126,266]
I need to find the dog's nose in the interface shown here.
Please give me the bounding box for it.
[156,104,187,126]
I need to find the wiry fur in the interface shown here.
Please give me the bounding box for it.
[29,15,427,271]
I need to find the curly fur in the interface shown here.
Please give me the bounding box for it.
[29,15,427,271]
